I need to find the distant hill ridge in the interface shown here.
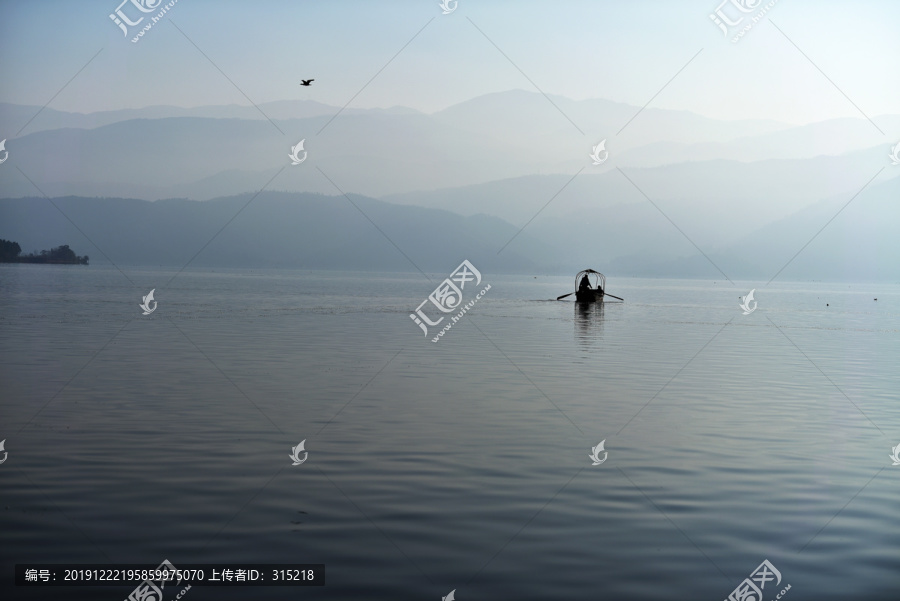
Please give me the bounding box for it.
[1,183,898,281]
[1,90,895,201]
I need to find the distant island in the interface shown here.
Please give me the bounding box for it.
[0,239,89,265]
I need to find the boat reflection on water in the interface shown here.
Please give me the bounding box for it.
[561,269,621,345]
[575,299,604,344]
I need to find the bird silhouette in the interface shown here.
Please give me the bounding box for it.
[300,79,314,86]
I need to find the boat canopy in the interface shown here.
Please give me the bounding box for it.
[576,269,605,291]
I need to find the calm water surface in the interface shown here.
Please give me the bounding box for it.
[1,265,898,600]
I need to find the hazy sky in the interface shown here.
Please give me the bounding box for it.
[0,0,898,125]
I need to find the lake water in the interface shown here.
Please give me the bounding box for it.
[1,264,898,600]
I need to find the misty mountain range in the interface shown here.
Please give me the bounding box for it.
[1,91,898,280]
[1,174,897,281]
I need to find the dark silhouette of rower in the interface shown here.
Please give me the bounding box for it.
[579,274,591,291]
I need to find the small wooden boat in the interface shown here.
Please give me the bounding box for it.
[575,269,605,303]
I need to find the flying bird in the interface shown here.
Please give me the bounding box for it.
[300,79,314,86]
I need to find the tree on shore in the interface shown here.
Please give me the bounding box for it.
[0,239,22,261]
[0,239,89,264]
